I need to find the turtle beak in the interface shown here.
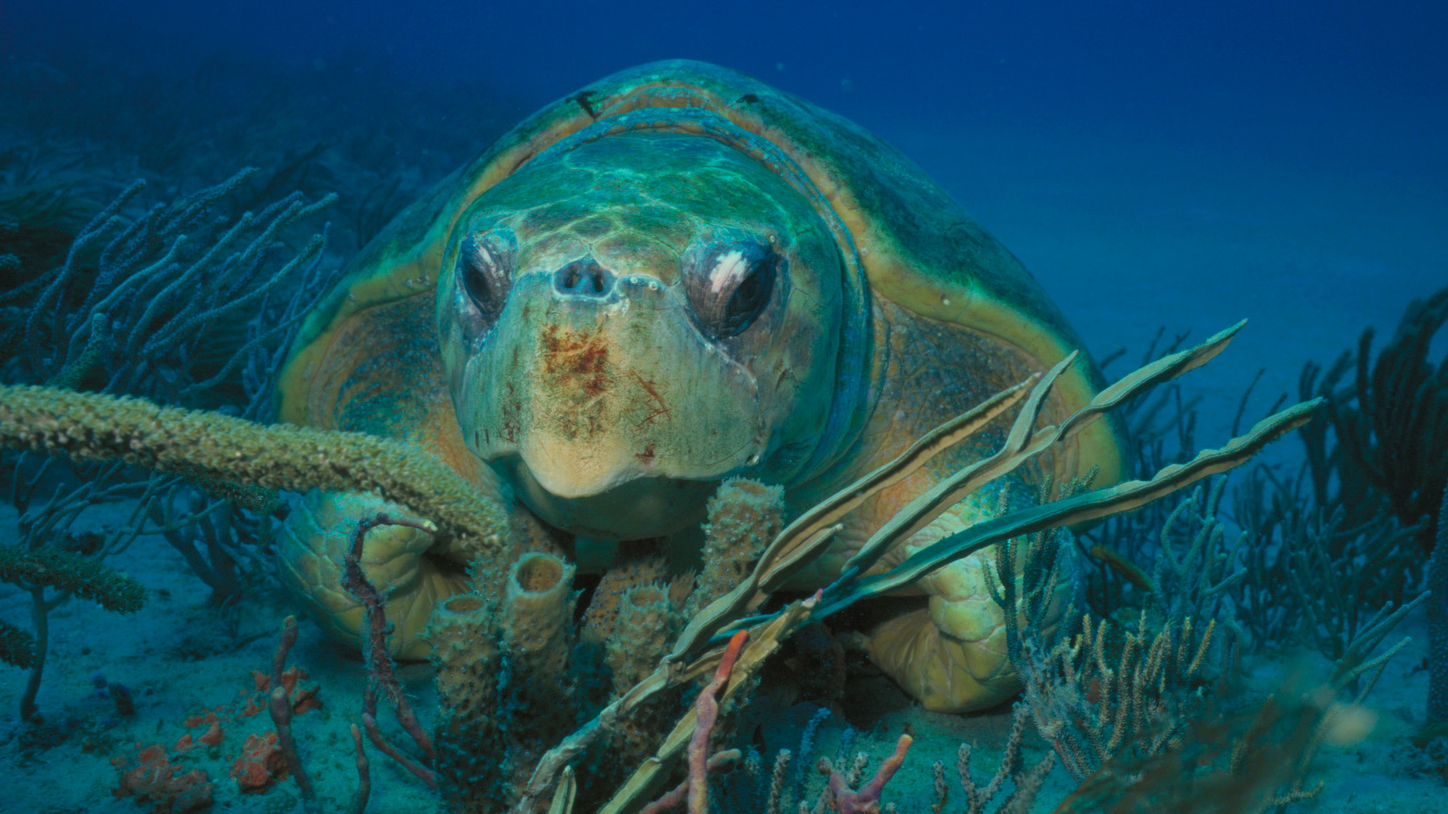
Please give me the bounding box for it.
[517,422,640,499]
[498,452,717,539]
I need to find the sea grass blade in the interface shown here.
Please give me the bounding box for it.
[838,319,1247,582]
[817,398,1320,615]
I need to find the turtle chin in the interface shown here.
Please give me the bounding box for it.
[494,453,715,539]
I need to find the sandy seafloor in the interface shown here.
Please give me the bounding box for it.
[2,101,1446,813]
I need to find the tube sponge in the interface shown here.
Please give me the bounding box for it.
[687,477,784,616]
[604,584,673,696]
[502,552,576,689]
[426,592,504,808]
[580,554,671,647]
[427,592,500,707]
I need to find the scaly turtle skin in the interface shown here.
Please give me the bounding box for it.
[276,60,1127,712]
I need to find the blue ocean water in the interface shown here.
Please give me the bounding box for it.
[8,0,1444,361]
[2,1,1447,812]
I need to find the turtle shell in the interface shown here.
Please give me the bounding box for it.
[278,58,1125,494]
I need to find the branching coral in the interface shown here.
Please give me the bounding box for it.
[0,384,508,546]
[0,535,147,718]
[2,308,1315,812]
[1,169,339,724]
[1301,283,1448,552]
[996,470,1425,808]
[938,703,1056,814]
[1017,611,1218,780]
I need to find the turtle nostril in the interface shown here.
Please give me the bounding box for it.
[554,259,613,298]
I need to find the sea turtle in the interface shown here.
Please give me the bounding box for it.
[275,60,1127,712]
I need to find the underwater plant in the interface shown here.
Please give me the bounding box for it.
[1,162,1384,813]
[0,314,1320,812]
[1250,285,1448,737]
[0,169,335,722]
[1300,284,1448,553]
[5,67,1410,812]
[1429,485,1448,728]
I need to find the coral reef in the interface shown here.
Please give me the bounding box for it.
[109,621,323,812]
[0,170,336,730]
[687,478,785,617]
[500,553,580,794]
[5,141,1405,814]
[0,310,1321,812]
[429,590,505,811]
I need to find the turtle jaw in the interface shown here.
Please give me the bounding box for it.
[495,453,718,538]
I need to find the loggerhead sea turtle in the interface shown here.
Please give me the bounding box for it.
[275,60,1127,713]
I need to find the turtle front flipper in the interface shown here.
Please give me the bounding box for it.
[278,490,473,660]
[863,515,1080,713]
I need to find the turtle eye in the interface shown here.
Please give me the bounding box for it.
[683,240,781,339]
[456,232,513,322]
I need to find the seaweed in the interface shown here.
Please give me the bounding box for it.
[0,171,336,723]
[1301,283,1448,554]
[1427,483,1448,727]
[1,313,1316,811]
[996,488,1421,809]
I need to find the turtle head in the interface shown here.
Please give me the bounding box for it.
[437,130,846,539]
